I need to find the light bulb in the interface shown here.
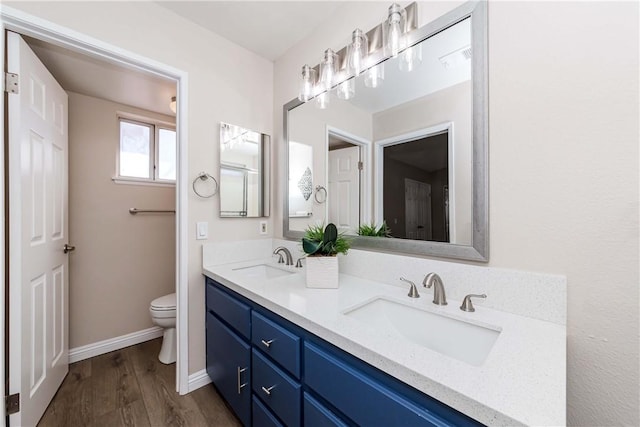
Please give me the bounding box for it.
[364,63,384,88]
[383,4,407,58]
[298,64,316,102]
[319,48,338,91]
[347,29,368,77]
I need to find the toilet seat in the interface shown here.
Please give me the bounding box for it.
[150,293,176,311]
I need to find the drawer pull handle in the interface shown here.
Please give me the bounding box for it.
[237,367,247,394]
[261,385,275,396]
[261,339,274,348]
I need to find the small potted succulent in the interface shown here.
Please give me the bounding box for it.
[357,221,392,238]
[302,223,349,288]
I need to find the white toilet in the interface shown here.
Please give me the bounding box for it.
[149,293,176,364]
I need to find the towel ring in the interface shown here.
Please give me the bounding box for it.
[192,172,218,198]
[314,185,327,204]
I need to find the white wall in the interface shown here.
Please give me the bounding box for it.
[67,92,175,348]
[5,0,274,377]
[275,1,639,425]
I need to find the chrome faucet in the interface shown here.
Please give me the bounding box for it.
[400,277,420,298]
[422,273,447,305]
[273,246,293,266]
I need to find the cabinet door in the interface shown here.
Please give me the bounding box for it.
[206,312,251,426]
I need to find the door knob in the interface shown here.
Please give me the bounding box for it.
[63,244,76,254]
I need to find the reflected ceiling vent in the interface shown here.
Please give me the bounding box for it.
[439,45,471,69]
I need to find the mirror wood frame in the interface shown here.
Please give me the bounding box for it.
[283,0,488,262]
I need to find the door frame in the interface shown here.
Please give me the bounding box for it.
[0,5,191,410]
[374,121,456,242]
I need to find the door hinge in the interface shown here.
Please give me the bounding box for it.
[5,72,19,94]
[5,393,19,415]
[357,161,363,171]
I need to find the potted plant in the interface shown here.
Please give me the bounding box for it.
[302,223,349,288]
[357,221,392,237]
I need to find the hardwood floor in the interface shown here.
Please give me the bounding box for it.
[38,338,242,427]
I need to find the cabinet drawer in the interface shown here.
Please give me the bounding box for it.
[252,311,301,378]
[252,349,301,427]
[253,395,284,427]
[305,342,450,427]
[303,393,348,427]
[206,281,251,339]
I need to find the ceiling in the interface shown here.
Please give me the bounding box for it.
[26,36,177,117]
[156,1,343,61]
[23,1,343,116]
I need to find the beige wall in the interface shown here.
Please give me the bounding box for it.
[275,1,639,425]
[68,92,175,348]
[5,0,274,378]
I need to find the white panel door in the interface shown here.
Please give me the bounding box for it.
[405,178,432,240]
[328,146,360,234]
[8,31,69,427]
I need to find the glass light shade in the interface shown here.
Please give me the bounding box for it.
[319,48,338,91]
[336,79,355,100]
[169,96,176,113]
[364,62,385,88]
[383,3,407,58]
[399,44,423,72]
[298,64,317,102]
[316,91,330,109]
[347,29,368,77]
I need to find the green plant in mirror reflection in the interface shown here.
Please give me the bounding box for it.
[357,221,392,238]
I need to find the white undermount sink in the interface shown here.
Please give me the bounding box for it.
[232,264,294,280]
[343,297,501,366]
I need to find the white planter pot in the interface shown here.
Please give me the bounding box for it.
[305,255,339,289]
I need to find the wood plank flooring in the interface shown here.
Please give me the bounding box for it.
[38,338,242,427]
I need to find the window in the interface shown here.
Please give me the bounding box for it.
[117,117,176,183]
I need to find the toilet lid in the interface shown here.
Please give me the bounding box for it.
[151,293,176,310]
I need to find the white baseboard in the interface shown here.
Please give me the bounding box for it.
[188,369,211,392]
[69,326,164,363]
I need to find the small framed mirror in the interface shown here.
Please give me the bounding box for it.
[219,122,270,217]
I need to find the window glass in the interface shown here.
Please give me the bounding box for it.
[158,128,177,180]
[120,121,151,178]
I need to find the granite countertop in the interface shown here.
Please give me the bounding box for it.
[203,258,566,426]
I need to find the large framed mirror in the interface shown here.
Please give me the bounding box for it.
[219,122,270,217]
[283,1,487,261]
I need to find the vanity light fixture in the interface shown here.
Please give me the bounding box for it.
[169,96,176,113]
[317,48,338,108]
[298,65,316,102]
[383,3,408,58]
[347,29,368,76]
[295,2,417,108]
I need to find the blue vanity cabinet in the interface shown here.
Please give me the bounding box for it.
[205,277,484,427]
[205,279,252,426]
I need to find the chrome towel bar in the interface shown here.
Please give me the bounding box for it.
[129,208,175,215]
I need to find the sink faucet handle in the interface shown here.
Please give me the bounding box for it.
[295,258,304,268]
[274,253,284,263]
[460,294,487,312]
[400,277,420,298]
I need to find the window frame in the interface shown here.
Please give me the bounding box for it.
[114,113,176,186]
